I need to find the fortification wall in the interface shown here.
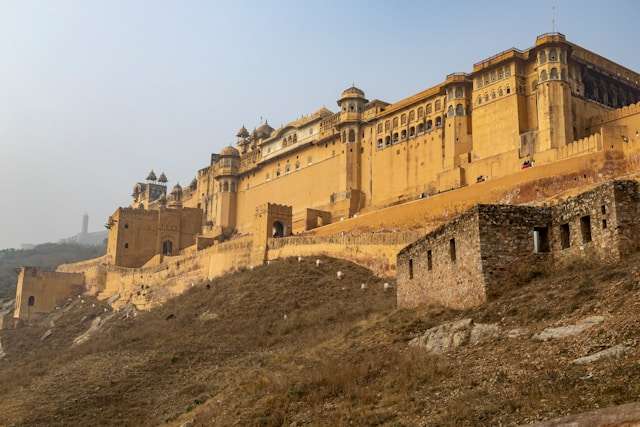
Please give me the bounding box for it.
[14,268,85,321]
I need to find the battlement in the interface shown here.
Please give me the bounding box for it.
[589,101,640,127]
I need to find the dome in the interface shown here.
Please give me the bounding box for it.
[340,85,365,99]
[255,121,275,138]
[220,145,240,157]
[158,172,168,184]
[146,170,157,182]
[171,183,182,195]
[236,125,250,138]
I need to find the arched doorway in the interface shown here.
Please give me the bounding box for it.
[272,221,285,238]
[28,296,35,306]
[162,240,173,256]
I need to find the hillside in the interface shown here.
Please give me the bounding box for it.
[0,243,106,299]
[0,255,639,426]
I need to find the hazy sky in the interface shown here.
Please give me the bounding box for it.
[1,0,639,249]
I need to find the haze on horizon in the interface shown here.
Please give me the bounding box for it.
[1,0,638,250]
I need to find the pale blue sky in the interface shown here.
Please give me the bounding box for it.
[0,0,638,249]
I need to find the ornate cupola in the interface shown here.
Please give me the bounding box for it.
[146,170,157,182]
[158,172,168,185]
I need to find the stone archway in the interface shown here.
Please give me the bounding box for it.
[272,221,285,238]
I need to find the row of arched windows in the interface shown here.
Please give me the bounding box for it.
[218,180,237,193]
[477,86,512,105]
[475,65,511,89]
[539,67,568,82]
[376,117,443,149]
[446,104,466,117]
[538,48,567,65]
[377,99,443,134]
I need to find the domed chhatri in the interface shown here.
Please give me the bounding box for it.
[146,170,157,182]
[220,145,240,157]
[171,182,183,195]
[340,85,365,99]
[255,121,275,139]
[236,125,250,139]
[158,172,168,184]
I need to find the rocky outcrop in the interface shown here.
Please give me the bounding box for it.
[572,344,629,365]
[533,316,605,341]
[525,402,640,426]
[409,318,500,354]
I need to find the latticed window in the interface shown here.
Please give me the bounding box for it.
[426,103,432,114]
[385,120,390,131]
[417,107,424,118]
[409,110,415,122]
[435,100,441,111]
[377,123,383,133]
[392,117,398,129]
[401,114,406,125]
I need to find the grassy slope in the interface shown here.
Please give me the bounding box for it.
[0,255,639,426]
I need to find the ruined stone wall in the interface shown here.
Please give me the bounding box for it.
[397,210,483,309]
[14,268,85,321]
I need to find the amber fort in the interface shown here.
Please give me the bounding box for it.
[8,32,640,321]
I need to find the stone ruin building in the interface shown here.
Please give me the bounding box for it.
[397,180,640,309]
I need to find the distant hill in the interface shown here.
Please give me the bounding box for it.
[0,242,106,299]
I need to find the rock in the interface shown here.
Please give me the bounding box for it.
[0,338,5,359]
[198,311,218,321]
[40,329,53,341]
[360,283,367,290]
[533,316,605,341]
[297,256,302,262]
[336,271,344,280]
[506,328,529,339]
[410,319,501,354]
[470,323,501,345]
[316,259,321,266]
[180,421,194,427]
[572,344,629,365]
[383,282,392,291]
[73,313,114,346]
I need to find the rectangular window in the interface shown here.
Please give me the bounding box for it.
[408,259,414,280]
[533,226,550,253]
[449,238,456,263]
[580,215,592,243]
[560,223,571,249]
[602,219,608,229]
[601,205,607,214]
[427,250,433,270]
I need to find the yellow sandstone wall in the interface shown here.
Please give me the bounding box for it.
[14,268,85,321]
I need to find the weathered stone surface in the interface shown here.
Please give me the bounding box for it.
[199,310,219,321]
[73,313,115,346]
[40,329,53,341]
[410,319,500,354]
[572,344,629,365]
[525,401,640,426]
[0,338,5,359]
[533,316,605,341]
[506,328,529,339]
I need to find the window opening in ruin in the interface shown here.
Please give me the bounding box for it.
[602,219,608,230]
[124,243,129,249]
[28,296,35,306]
[124,223,129,229]
[427,250,433,270]
[408,259,414,279]
[449,239,456,263]
[272,221,285,238]
[580,216,592,243]
[601,205,607,214]
[533,226,550,253]
[162,240,173,256]
[560,223,571,249]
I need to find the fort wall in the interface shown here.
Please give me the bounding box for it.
[14,268,85,321]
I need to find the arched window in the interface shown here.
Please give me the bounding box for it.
[426,103,432,114]
[285,163,290,173]
[223,181,229,192]
[384,120,390,131]
[550,68,558,80]
[498,87,503,96]
[505,66,511,77]
[385,136,391,146]
[549,49,557,61]
[392,117,398,128]
[377,139,383,149]
[540,70,548,81]
[491,91,496,99]
[476,78,482,89]
[162,240,173,256]
[426,120,433,130]
[477,97,482,105]
[417,107,424,118]
[455,104,464,116]
[377,123,383,133]
[455,87,463,98]
[28,296,35,306]
[392,132,398,143]
[401,129,407,139]
[498,68,504,79]
[409,126,415,136]
[447,105,454,117]
[484,93,489,102]
[435,116,442,127]
[348,129,355,143]
[417,123,424,133]
[539,50,547,64]
[506,86,511,94]
[401,113,407,125]
[408,110,415,122]
[434,100,441,111]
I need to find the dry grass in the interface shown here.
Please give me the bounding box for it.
[0,254,639,426]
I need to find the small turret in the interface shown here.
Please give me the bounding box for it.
[146,170,157,182]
